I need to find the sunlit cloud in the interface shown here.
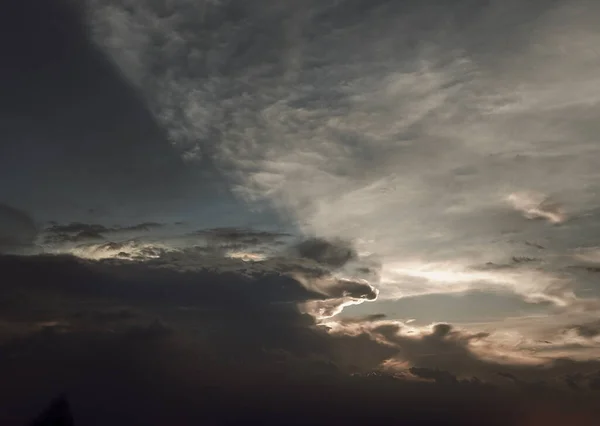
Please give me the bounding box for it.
[50,240,173,261]
[571,247,600,264]
[507,191,567,224]
[225,251,268,262]
[378,260,575,307]
[299,297,370,320]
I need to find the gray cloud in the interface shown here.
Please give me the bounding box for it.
[568,321,600,338]
[2,252,600,424]
[4,0,600,423]
[508,192,567,224]
[0,204,37,251]
[46,222,164,235]
[409,367,461,386]
[295,237,357,268]
[81,0,600,330]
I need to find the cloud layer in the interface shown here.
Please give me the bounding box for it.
[2,250,600,425]
[83,0,600,311]
[3,0,600,423]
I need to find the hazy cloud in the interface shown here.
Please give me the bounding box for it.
[0,204,37,251]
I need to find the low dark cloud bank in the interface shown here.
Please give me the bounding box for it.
[0,253,599,425]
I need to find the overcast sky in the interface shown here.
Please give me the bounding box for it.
[2,0,600,424]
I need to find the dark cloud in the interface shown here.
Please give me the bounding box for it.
[42,222,167,244]
[194,227,290,244]
[295,237,357,268]
[0,325,510,426]
[30,395,74,426]
[525,241,546,250]
[1,253,600,424]
[4,0,600,423]
[497,372,518,382]
[44,231,106,244]
[511,256,540,264]
[120,222,164,232]
[362,322,600,390]
[46,222,164,235]
[0,204,37,250]
[0,254,314,315]
[7,326,599,426]
[431,323,453,338]
[42,222,169,245]
[341,314,388,323]
[409,367,461,386]
[46,223,110,235]
[568,320,600,338]
[70,308,139,325]
[564,373,583,390]
[562,370,600,392]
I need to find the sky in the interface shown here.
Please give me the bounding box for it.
[2,0,600,424]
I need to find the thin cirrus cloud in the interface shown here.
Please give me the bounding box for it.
[87,0,600,261]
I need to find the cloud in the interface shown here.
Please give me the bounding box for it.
[295,237,357,268]
[0,0,191,222]
[80,0,600,335]
[325,318,600,391]
[33,223,381,319]
[409,367,460,386]
[300,297,368,320]
[0,204,37,250]
[0,325,508,426]
[46,222,164,235]
[189,227,293,256]
[27,215,600,366]
[4,0,600,423]
[41,222,169,247]
[2,252,600,424]
[507,191,567,224]
[293,274,377,301]
[568,321,600,338]
[30,394,74,426]
[292,269,378,319]
[563,370,600,392]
